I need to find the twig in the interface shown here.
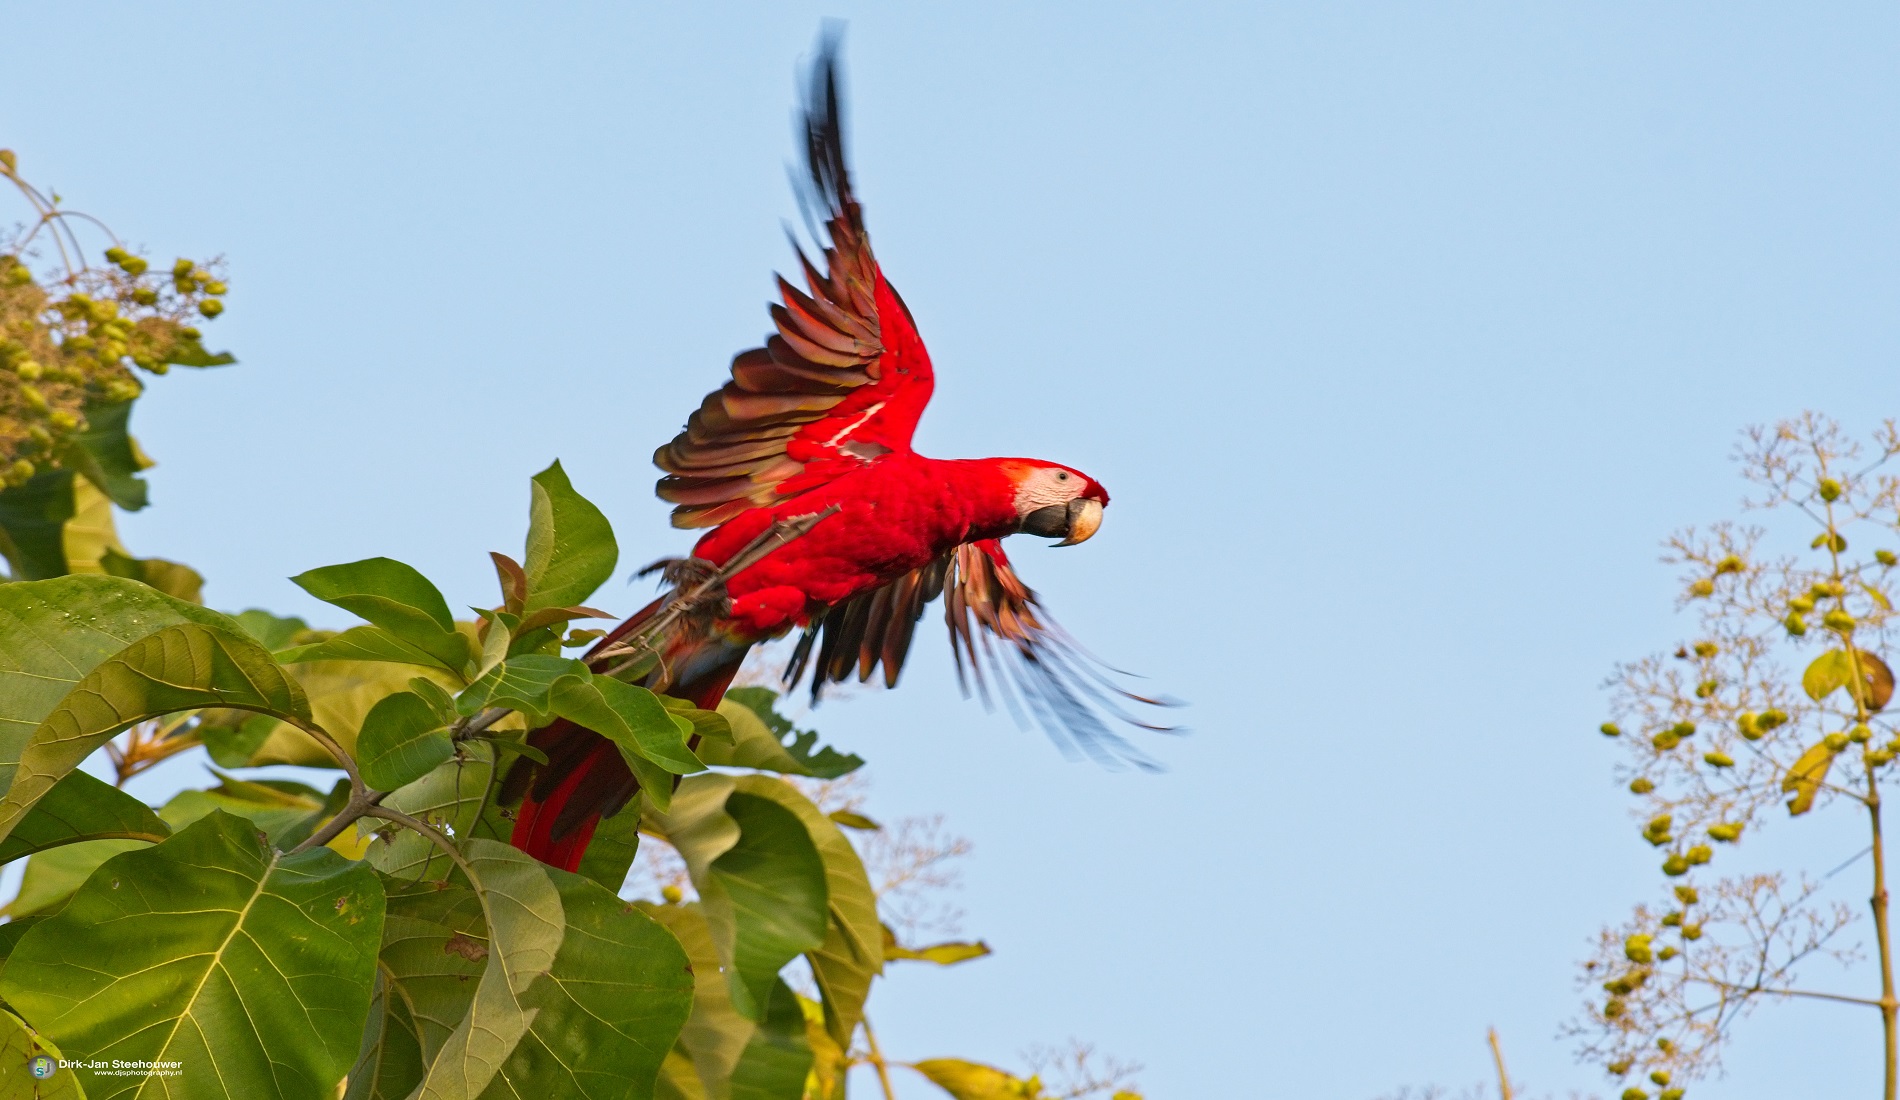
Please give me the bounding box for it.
[284,717,387,856]
[290,789,389,854]
[860,1018,899,1100]
[1487,1028,1514,1100]
[364,803,478,883]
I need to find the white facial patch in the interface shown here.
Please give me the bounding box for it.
[1013,467,1083,513]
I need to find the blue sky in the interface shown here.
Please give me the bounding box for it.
[6,3,1900,1096]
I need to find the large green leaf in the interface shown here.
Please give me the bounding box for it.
[573,794,642,894]
[61,398,147,511]
[157,773,328,848]
[365,743,496,882]
[245,659,462,769]
[642,903,814,1100]
[521,461,616,615]
[229,608,311,650]
[0,839,145,919]
[0,811,385,1100]
[347,883,490,1100]
[291,558,473,675]
[456,656,590,724]
[705,690,862,779]
[546,675,703,812]
[277,624,453,671]
[730,776,882,1048]
[0,470,77,581]
[356,690,456,792]
[551,675,703,775]
[0,769,167,865]
[0,1006,82,1100]
[409,839,565,1100]
[62,474,202,602]
[478,868,693,1099]
[0,576,232,770]
[645,776,829,1021]
[0,621,308,847]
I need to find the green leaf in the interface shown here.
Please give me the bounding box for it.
[882,924,992,966]
[246,659,463,769]
[645,775,829,1021]
[640,902,813,1100]
[730,775,882,1048]
[828,809,880,831]
[409,839,565,1100]
[0,811,385,1100]
[365,743,496,883]
[0,1007,82,1100]
[458,655,591,723]
[911,1059,1043,1100]
[291,557,473,674]
[0,621,309,848]
[547,675,704,809]
[0,470,76,581]
[573,794,642,894]
[0,917,42,963]
[0,769,168,865]
[230,607,311,650]
[278,624,452,670]
[476,868,694,1099]
[157,773,328,848]
[99,547,204,603]
[0,839,145,919]
[521,461,617,615]
[347,884,489,1100]
[357,691,456,792]
[197,710,279,768]
[0,576,235,789]
[707,689,863,778]
[61,398,146,511]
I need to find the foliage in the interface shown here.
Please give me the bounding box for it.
[1576,414,1900,1098]
[0,142,1146,1100]
[0,148,229,583]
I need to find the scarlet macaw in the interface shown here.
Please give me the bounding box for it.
[505,38,1159,870]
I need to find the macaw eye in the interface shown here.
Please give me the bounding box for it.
[1055,471,1069,481]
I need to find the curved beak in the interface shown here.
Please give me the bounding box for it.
[1054,497,1104,546]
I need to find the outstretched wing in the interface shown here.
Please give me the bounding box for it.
[784,539,1173,768]
[655,37,936,529]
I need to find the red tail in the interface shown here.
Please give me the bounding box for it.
[507,603,748,871]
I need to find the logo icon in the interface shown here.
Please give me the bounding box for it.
[29,1054,55,1078]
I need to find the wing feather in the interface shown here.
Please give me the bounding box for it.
[785,538,1173,767]
[653,38,935,529]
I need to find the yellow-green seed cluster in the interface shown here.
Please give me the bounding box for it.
[0,247,226,483]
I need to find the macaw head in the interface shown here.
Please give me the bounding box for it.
[996,459,1110,546]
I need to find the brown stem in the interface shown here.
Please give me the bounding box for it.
[364,804,478,883]
[1872,776,1898,1100]
[860,1019,898,1100]
[283,717,388,857]
[1486,1028,1513,1100]
[1816,476,1898,1099]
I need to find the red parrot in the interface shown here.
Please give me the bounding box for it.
[505,39,1161,870]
